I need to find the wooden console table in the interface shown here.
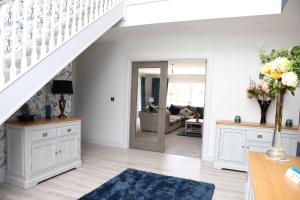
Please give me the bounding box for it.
[245,151,300,200]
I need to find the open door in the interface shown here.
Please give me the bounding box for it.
[130,61,168,152]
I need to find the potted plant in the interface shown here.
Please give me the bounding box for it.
[258,45,300,160]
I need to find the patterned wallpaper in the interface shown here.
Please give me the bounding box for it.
[0,64,73,174]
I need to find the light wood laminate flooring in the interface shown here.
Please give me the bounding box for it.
[0,144,246,200]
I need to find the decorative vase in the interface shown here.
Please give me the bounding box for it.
[195,118,199,122]
[257,100,271,124]
[266,90,288,160]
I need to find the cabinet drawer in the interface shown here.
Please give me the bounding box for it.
[246,131,272,143]
[58,125,80,137]
[31,128,57,143]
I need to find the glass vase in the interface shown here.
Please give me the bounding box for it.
[266,90,288,160]
[258,100,271,124]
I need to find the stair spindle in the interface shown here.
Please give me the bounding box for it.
[9,1,17,80]
[71,0,77,34]
[31,1,38,64]
[84,0,88,25]
[49,0,56,50]
[0,4,5,85]
[56,0,64,44]
[21,0,28,71]
[78,0,83,30]
[89,0,94,21]
[41,0,48,56]
[95,0,99,18]
[65,0,71,38]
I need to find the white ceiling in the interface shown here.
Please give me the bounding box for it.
[122,0,283,27]
[98,0,300,42]
[138,60,206,75]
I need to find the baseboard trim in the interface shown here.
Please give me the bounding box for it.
[0,167,5,183]
[84,138,126,149]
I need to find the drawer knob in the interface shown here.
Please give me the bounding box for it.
[67,128,72,132]
[257,135,263,139]
[42,132,48,137]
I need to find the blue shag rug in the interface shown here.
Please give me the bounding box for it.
[79,168,215,200]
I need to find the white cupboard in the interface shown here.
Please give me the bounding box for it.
[214,120,299,171]
[6,117,81,189]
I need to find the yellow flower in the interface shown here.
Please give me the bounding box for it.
[261,63,271,75]
[270,71,282,79]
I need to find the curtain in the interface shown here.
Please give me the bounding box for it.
[152,78,160,105]
[141,77,145,109]
[167,82,205,107]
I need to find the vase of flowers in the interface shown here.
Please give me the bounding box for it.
[247,79,273,124]
[258,45,300,160]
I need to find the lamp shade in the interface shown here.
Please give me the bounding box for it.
[52,80,73,94]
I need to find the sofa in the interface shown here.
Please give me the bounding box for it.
[139,105,204,133]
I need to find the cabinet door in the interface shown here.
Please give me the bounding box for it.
[218,128,246,163]
[58,134,80,163]
[31,139,57,174]
[281,134,297,156]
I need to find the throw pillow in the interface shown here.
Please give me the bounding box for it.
[169,104,180,115]
[179,107,194,116]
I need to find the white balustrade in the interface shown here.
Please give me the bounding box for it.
[0,0,123,90]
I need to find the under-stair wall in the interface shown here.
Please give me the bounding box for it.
[0,64,73,183]
[0,0,125,125]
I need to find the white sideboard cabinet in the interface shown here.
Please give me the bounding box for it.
[6,117,81,189]
[214,120,299,171]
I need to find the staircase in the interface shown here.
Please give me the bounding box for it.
[0,0,125,125]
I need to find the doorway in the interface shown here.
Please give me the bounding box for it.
[129,60,207,157]
[129,61,168,152]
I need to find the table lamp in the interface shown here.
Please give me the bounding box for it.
[52,80,73,118]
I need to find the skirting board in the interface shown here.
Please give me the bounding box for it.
[0,167,5,183]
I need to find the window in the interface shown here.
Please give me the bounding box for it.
[167,82,205,107]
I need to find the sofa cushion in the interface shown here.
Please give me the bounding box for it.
[179,107,194,116]
[170,115,182,125]
[169,104,180,115]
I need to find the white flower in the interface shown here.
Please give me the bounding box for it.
[282,72,298,88]
[269,57,291,72]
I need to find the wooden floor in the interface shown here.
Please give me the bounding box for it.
[0,144,246,200]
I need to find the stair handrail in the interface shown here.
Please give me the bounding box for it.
[0,0,123,92]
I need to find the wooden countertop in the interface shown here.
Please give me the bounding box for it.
[247,152,300,200]
[6,116,81,127]
[216,120,299,130]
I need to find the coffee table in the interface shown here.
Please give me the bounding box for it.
[185,118,203,135]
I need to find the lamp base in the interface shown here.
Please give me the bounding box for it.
[58,113,67,119]
[266,147,288,161]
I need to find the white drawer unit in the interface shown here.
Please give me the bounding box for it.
[6,117,81,189]
[214,120,299,171]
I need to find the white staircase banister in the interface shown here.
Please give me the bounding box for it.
[0,0,125,125]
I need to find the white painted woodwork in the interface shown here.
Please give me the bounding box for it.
[218,128,246,164]
[5,120,82,189]
[0,0,125,125]
[214,123,299,171]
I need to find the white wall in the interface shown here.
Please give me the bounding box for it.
[74,30,300,160]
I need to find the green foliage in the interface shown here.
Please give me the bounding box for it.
[291,59,300,79]
[291,45,300,59]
